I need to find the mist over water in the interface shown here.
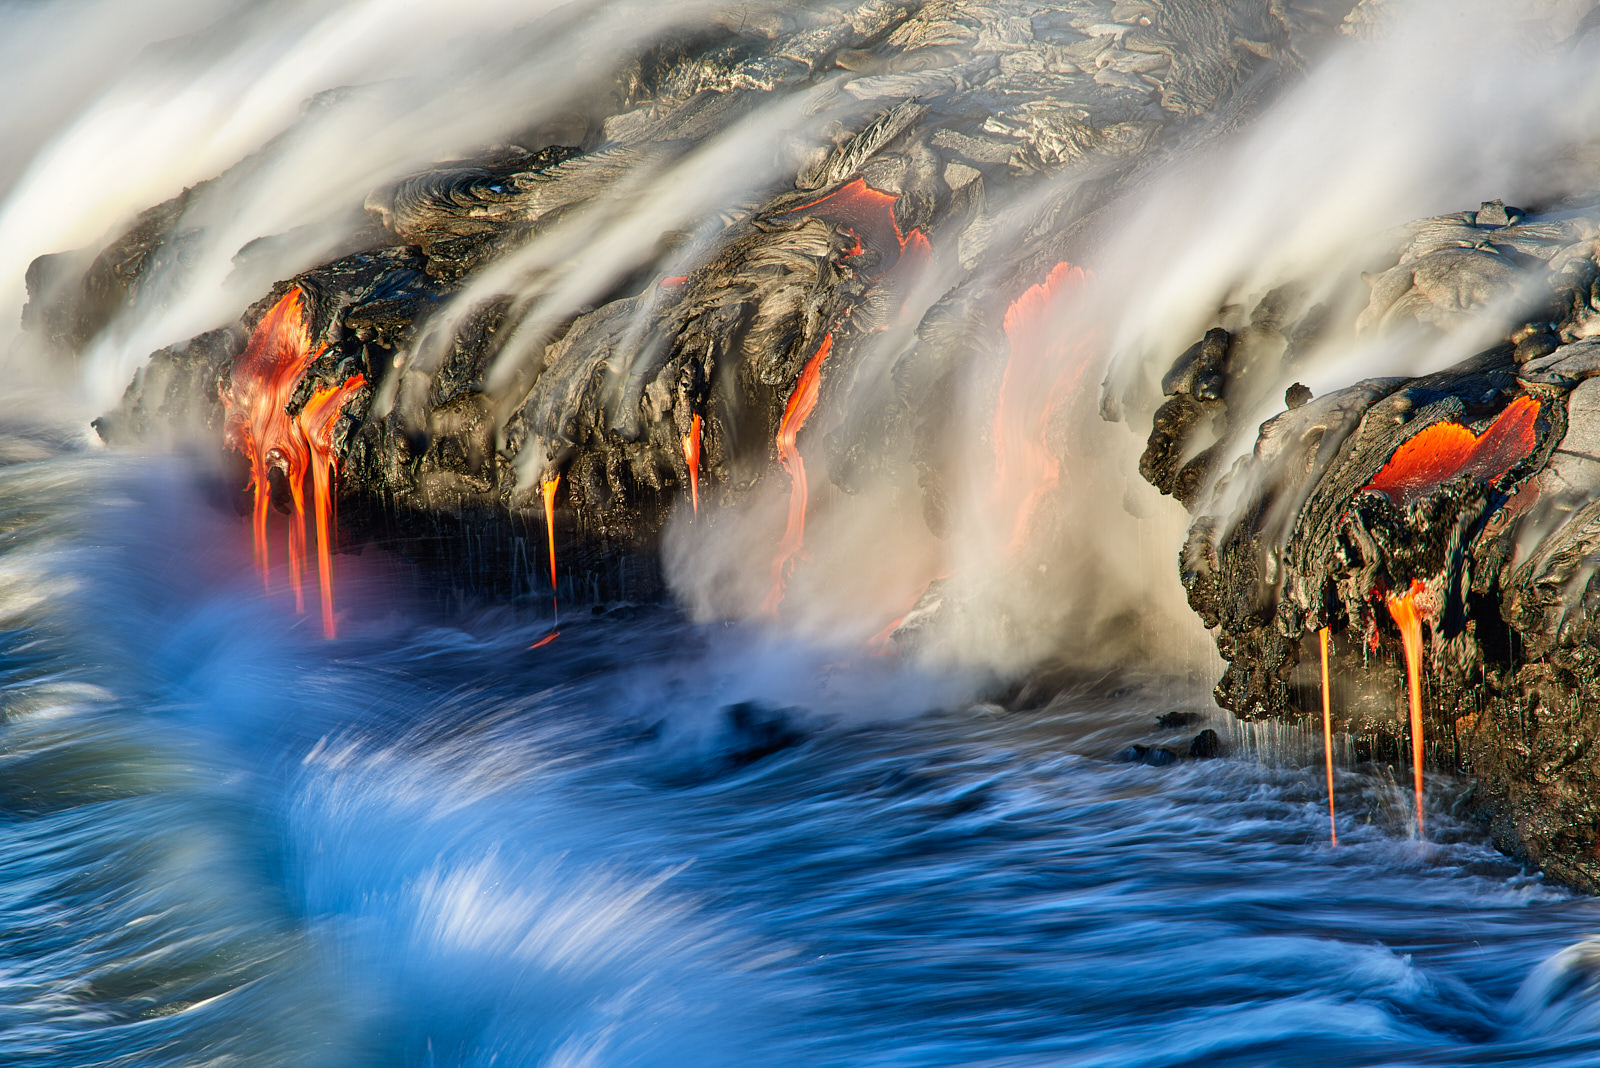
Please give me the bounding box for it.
[9,0,1600,1064]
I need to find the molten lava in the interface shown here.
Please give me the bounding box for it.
[222,287,364,638]
[994,261,1089,552]
[542,475,561,593]
[783,178,931,272]
[297,373,367,639]
[759,181,933,616]
[763,332,832,616]
[1364,395,1541,506]
[682,413,702,516]
[1385,579,1432,836]
[1318,625,1337,847]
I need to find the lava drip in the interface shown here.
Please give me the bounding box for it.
[542,475,561,592]
[1384,580,1432,836]
[222,287,369,638]
[763,332,832,616]
[1364,395,1541,505]
[223,287,319,589]
[296,374,367,638]
[682,413,702,516]
[1318,626,1337,846]
[534,474,561,647]
[994,262,1090,553]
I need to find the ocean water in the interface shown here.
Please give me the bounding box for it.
[4,423,1600,1068]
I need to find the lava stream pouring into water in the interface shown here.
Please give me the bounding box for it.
[1319,625,1337,846]
[994,262,1090,553]
[1385,580,1432,837]
[222,287,369,638]
[682,413,702,517]
[296,374,367,638]
[223,287,319,589]
[535,474,561,645]
[763,332,832,617]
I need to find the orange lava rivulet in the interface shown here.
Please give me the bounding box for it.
[994,261,1088,553]
[763,332,832,616]
[682,413,702,517]
[223,286,365,639]
[1384,579,1433,836]
[761,181,933,616]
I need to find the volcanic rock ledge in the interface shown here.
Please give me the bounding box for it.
[34,0,1353,602]
[1139,195,1600,889]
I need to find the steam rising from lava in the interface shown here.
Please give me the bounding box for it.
[11,0,1600,686]
[0,0,753,410]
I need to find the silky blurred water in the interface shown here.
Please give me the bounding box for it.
[6,424,1600,1068]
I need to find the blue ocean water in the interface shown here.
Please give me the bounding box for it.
[4,432,1600,1067]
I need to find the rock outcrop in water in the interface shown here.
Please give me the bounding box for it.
[1138,193,1600,889]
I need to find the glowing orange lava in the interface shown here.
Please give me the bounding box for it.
[758,180,933,617]
[682,413,702,516]
[530,631,560,649]
[994,262,1089,552]
[297,373,367,638]
[1385,579,1432,836]
[763,332,832,616]
[1365,395,1541,506]
[224,288,317,586]
[542,475,561,593]
[1319,625,1337,846]
[223,287,365,638]
[783,179,930,272]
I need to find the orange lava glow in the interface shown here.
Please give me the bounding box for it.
[530,631,560,649]
[1365,395,1541,506]
[756,180,932,617]
[783,179,929,274]
[1318,625,1337,846]
[682,413,702,516]
[868,613,907,649]
[763,332,833,616]
[297,373,367,638]
[222,287,364,638]
[994,262,1089,552]
[541,475,561,593]
[1385,579,1431,837]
